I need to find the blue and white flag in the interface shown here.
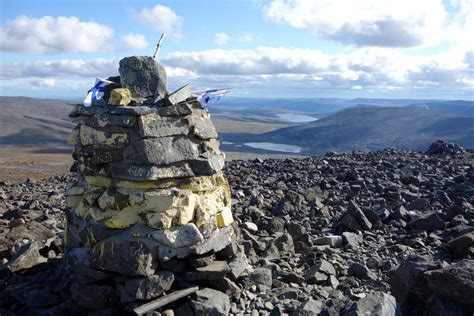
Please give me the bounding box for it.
[194,88,231,108]
[83,78,114,107]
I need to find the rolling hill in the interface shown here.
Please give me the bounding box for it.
[223,105,474,155]
[0,96,75,147]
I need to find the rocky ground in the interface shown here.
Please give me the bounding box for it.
[0,140,473,315]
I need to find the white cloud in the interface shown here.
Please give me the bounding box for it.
[0,16,114,54]
[264,0,448,47]
[0,46,471,98]
[121,33,149,51]
[134,4,182,37]
[0,59,119,78]
[214,32,231,45]
[29,78,56,88]
[238,32,256,44]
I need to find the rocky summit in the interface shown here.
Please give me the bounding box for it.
[0,140,472,315]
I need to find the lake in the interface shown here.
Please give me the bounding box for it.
[276,113,318,123]
[244,142,302,153]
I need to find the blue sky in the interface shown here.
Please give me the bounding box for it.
[0,0,473,100]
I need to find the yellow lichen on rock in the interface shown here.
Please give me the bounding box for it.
[108,88,132,106]
[85,176,112,188]
[216,207,234,228]
[104,208,143,229]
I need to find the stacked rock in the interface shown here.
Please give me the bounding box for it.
[64,56,246,313]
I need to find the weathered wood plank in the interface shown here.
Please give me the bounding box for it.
[133,286,199,315]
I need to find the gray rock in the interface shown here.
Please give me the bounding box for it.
[247,268,273,287]
[186,261,230,281]
[340,214,363,232]
[228,254,248,279]
[189,288,231,316]
[7,241,47,272]
[342,232,363,248]
[119,56,168,98]
[119,271,174,303]
[344,291,402,316]
[408,213,445,232]
[90,237,158,276]
[292,298,323,316]
[348,262,377,280]
[305,260,336,284]
[24,289,61,308]
[447,232,474,257]
[273,232,295,253]
[132,136,199,165]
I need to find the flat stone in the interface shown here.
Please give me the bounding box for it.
[138,114,190,138]
[186,261,230,281]
[80,125,129,148]
[152,223,204,248]
[111,163,194,181]
[119,56,168,98]
[190,156,225,175]
[90,237,158,276]
[159,102,193,116]
[132,137,199,165]
[165,84,191,106]
[119,271,174,303]
[109,106,157,116]
[95,113,137,128]
[189,288,230,316]
[80,146,123,164]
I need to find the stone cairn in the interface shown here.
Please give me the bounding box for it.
[65,56,246,314]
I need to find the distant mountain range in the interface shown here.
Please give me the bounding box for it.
[223,105,474,155]
[0,96,472,156]
[0,96,74,147]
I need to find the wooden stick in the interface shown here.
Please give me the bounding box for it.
[153,33,166,59]
[133,286,199,315]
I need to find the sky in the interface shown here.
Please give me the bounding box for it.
[0,0,473,100]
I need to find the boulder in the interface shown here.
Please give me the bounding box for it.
[189,288,231,316]
[344,291,402,316]
[70,282,117,309]
[119,56,168,98]
[423,259,474,306]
